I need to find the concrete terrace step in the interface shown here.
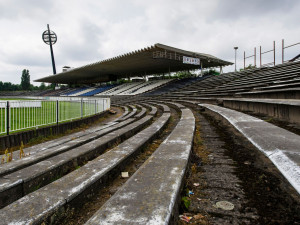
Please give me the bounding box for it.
[0,106,130,162]
[120,105,129,117]
[0,121,116,163]
[197,88,250,95]
[221,98,300,126]
[222,72,299,88]
[153,100,186,110]
[167,101,185,109]
[140,103,158,116]
[194,73,298,93]
[0,109,171,225]
[134,104,147,118]
[85,107,195,225]
[199,104,300,195]
[236,87,300,99]
[222,98,300,106]
[148,102,171,113]
[0,111,140,177]
[0,115,153,208]
[237,64,300,80]
[273,77,300,84]
[253,81,300,91]
[109,105,130,120]
[114,105,137,122]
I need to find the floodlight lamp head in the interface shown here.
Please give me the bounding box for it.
[234,47,238,50]
[42,30,57,45]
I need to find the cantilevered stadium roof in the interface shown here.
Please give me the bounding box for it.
[35,43,233,84]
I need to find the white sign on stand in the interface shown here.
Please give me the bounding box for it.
[0,100,42,108]
[183,56,200,65]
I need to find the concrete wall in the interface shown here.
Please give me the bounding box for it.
[241,90,300,99]
[223,100,300,125]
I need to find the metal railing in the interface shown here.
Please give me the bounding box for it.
[244,47,256,69]
[0,101,6,135]
[0,98,110,135]
[243,39,300,70]
[260,41,275,67]
[282,39,300,63]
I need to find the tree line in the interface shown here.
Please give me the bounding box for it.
[0,69,54,92]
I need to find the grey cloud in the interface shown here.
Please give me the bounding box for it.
[0,0,54,20]
[58,21,105,62]
[211,0,299,21]
[6,54,49,67]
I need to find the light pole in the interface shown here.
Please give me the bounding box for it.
[42,24,57,74]
[234,47,238,72]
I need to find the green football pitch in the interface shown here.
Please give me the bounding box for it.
[0,100,101,135]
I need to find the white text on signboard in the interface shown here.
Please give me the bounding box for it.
[183,56,200,65]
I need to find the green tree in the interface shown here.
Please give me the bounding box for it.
[21,69,30,90]
[240,64,256,71]
[174,71,195,79]
[39,82,46,90]
[0,82,19,91]
[49,83,56,90]
[203,69,220,76]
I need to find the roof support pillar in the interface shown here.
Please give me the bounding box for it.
[220,66,223,74]
[200,61,203,76]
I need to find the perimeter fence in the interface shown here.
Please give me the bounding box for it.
[0,98,110,135]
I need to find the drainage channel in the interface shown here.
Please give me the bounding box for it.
[179,104,300,224]
[54,105,181,225]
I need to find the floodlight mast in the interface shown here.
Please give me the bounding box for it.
[48,24,56,74]
[42,24,57,75]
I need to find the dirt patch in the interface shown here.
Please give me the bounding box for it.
[179,104,300,225]
[202,110,300,224]
[179,108,257,224]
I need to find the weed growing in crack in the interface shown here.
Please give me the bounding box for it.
[19,141,25,159]
[1,148,12,163]
[181,196,191,210]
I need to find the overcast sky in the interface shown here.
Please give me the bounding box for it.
[0,0,300,85]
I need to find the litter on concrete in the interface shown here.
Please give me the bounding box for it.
[188,190,194,195]
[179,215,192,223]
[121,172,129,178]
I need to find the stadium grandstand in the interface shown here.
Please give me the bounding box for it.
[32,43,232,98]
[0,42,300,224]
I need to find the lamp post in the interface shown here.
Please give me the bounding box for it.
[234,47,238,72]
